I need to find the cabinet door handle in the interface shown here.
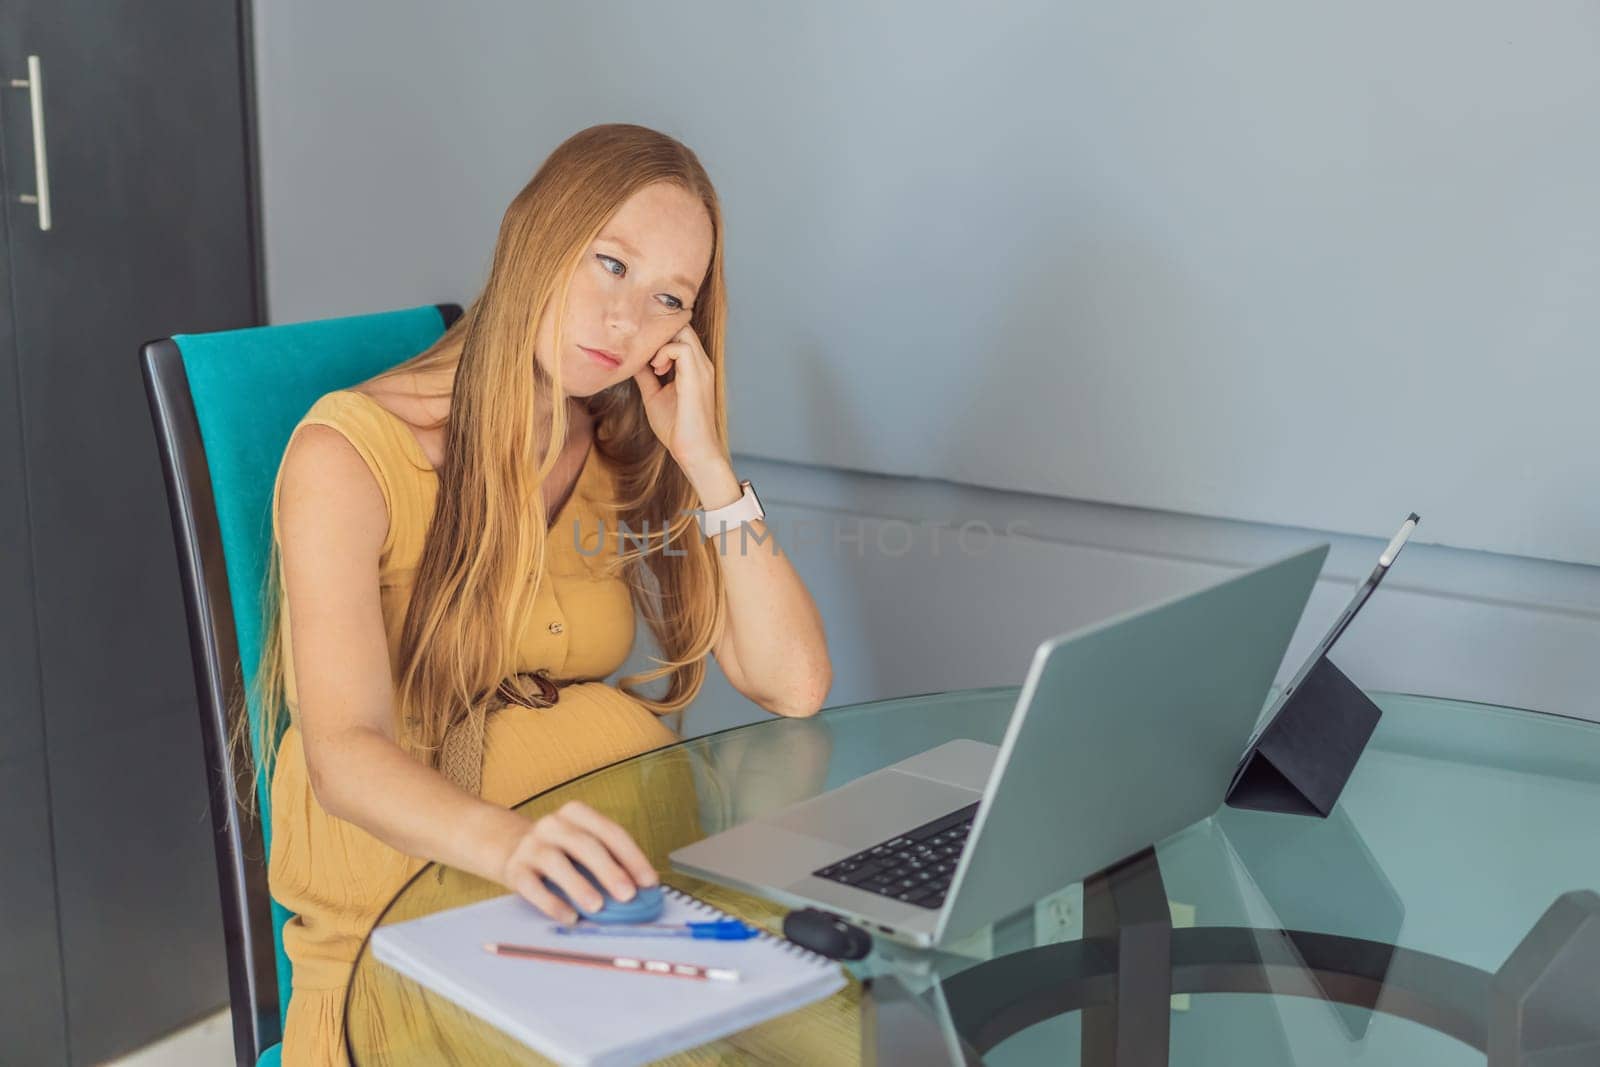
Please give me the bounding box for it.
[7,55,53,231]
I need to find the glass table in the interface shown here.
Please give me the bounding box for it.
[346,688,1600,1065]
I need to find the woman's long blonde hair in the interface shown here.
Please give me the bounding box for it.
[234,123,730,817]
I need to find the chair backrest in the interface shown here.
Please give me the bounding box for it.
[141,303,459,1065]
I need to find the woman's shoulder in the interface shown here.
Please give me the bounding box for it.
[272,409,394,560]
[293,381,439,474]
[272,381,440,558]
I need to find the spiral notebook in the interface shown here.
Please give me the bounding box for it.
[370,885,847,1067]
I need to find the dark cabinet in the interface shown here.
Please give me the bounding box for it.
[0,1,261,1061]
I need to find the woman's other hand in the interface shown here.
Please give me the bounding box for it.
[497,800,660,923]
[632,323,725,472]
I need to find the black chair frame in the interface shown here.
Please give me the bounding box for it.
[139,303,462,1066]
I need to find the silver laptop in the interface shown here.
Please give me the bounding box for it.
[670,543,1329,948]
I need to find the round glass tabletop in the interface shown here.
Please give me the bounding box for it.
[346,688,1600,1065]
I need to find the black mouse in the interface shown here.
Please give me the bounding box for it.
[782,908,873,960]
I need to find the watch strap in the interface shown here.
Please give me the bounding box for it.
[696,480,763,538]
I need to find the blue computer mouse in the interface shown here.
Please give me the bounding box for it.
[541,861,665,923]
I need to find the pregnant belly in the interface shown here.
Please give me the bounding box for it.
[478,681,681,808]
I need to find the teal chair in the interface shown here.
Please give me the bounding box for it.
[140,304,460,1067]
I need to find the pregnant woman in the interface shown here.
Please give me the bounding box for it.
[242,123,833,1062]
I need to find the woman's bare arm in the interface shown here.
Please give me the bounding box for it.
[276,426,656,920]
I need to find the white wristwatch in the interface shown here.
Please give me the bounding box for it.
[695,479,765,538]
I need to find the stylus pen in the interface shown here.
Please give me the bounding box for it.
[1379,513,1420,568]
[483,941,741,982]
[1322,512,1419,654]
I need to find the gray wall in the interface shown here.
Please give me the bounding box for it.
[251,1,1600,731]
[253,0,1600,566]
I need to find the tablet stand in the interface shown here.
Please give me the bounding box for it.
[1224,656,1382,818]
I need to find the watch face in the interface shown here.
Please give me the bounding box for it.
[745,481,764,518]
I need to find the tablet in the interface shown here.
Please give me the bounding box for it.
[1242,512,1420,752]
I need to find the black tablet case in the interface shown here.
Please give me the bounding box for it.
[1225,656,1382,818]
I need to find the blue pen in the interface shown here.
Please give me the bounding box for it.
[551,919,761,941]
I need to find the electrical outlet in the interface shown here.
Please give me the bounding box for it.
[1033,883,1083,945]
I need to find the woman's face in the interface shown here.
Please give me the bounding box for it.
[537,180,714,397]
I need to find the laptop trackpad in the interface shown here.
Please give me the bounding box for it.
[766,769,982,849]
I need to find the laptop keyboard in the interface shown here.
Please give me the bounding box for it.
[811,802,979,910]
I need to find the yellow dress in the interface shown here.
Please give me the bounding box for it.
[267,389,682,1064]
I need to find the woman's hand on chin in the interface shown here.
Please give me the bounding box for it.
[633,323,726,473]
